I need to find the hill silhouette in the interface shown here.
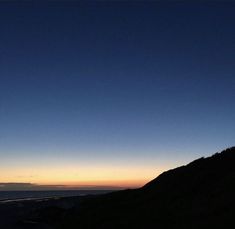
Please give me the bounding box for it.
[22,147,235,229]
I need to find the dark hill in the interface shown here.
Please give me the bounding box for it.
[27,147,235,229]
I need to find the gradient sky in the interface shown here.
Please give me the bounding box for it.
[0,1,235,188]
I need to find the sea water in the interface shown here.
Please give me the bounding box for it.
[0,190,112,202]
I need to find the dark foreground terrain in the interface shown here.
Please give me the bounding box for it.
[1,147,235,229]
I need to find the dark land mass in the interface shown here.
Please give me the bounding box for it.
[1,147,235,229]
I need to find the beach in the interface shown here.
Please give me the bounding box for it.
[0,190,112,229]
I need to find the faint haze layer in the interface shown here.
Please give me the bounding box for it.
[0,1,234,187]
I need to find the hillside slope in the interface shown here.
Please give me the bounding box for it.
[35,147,235,229]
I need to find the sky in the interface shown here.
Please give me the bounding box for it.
[0,1,235,189]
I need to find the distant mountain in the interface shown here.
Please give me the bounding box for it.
[25,147,235,229]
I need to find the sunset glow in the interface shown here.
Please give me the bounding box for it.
[1,160,173,188]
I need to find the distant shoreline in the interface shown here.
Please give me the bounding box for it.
[0,196,61,204]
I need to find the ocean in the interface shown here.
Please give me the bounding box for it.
[0,190,112,202]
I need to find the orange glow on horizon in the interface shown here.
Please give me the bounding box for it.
[0,158,177,189]
[0,163,168,188]
[38,179,149,188]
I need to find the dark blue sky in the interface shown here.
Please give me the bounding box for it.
[0,1,235,186]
